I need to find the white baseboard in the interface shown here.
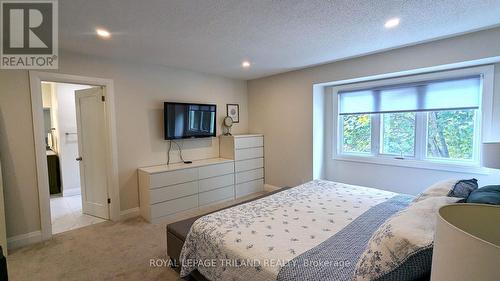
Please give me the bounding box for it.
[120,207,140,220]
[7,207,141,249]
[7,230,42,250]
[264,184,282,192]
[62,188,81,197]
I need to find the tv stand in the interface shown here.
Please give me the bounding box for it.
[137,134,265,223]
[138,158,235,223]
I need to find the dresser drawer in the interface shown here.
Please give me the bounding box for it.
[235,158,264,172]
[199,185,234,206]
[150,195,198,218]
[236,168,264,184]
[236,179,264,197]
[198,162,234,179]
[234,136,263,149]
[234,147,264,161]
[149,168,197,189]
[149,181,198,204]
[199,174,234,193]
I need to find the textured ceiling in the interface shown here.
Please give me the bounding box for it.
[59,0,500,80]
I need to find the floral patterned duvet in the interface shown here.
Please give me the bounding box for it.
[179,180,397,281]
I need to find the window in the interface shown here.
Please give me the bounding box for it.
[341,114,371,154]
[335,71,485,170]
[381,112,416,157]
[426,109,476,161]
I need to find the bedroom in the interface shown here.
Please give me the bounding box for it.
[0,0,499,280]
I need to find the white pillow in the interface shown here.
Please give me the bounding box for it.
[413,179,458,202]
[413,178,479,203]
[353,196,460,281]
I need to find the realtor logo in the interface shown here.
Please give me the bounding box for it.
[1,0,58,69]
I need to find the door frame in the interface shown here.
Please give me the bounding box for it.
[29,71,120,240]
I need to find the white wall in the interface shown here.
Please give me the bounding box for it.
[0,50,247,237]
[41,83,52,108]
[325,160,500,195]
[51,83,93,196]
[248,27,500,193]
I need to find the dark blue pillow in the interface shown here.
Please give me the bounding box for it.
[466,185,500,205]
[448,178,478,198]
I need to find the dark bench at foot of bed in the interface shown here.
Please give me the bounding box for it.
[166,187,291,272]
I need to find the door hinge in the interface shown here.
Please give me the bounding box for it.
[101,95,106,102]
[107,198,111,204]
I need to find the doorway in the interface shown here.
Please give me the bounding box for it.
[42,82,110,234]
[30,72,120,240]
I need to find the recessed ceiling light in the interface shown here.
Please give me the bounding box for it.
[384,18,400,29]
[241,61,251,68]
[96,28,111,38]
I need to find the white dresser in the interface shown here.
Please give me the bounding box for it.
[220,134,265,198]
[138,158,235,223]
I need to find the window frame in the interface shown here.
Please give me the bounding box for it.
[331,66,494,174]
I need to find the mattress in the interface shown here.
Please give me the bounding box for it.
[179,180,404,281]
[166,187,291,271]
[167,180,431,281]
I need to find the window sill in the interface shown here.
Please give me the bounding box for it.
[333,154,490,175]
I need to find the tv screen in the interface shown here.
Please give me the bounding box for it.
[164,102,217,140]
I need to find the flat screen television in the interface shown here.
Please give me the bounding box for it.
[164,102,217,140]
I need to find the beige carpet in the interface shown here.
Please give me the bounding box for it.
[7,193,264,281]
[7,217,181,281]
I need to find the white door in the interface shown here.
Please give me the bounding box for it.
[75,87,110,219]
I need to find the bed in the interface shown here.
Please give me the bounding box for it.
[166,180,432,281]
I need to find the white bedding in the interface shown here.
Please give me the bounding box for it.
[179,180,397,281]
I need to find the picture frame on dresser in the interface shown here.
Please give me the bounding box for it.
[226,104,239,123]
